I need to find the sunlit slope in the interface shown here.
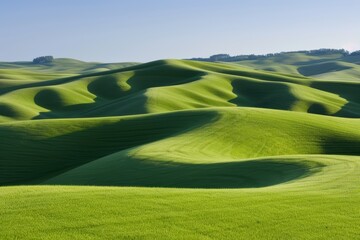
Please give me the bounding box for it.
[0,59,359,123]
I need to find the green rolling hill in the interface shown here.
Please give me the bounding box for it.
[229,52,360,82]
[0,57,359,239]
[0,58,139,89]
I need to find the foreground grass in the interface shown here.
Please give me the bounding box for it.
[1,166,359,240]
[1,153,359,239]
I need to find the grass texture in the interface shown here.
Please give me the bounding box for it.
[0,58,359,239]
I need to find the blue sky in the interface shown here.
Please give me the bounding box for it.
[1,0,359,62]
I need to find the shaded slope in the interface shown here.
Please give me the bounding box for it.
[44,157,320,188]
[298,61,352,76]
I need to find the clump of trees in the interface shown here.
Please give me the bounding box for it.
[304,48,349,56]
[209,54,230,61]
[350,50,360,56]
[190,49,360,62]
[32,56,54,64]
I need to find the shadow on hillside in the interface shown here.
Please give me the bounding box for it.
[307,101,360,117]
[322,137,360,156]
[44,158,320,188]
[292,57,343,67]
[297,62,351,76]
[229,79,297,110]
[334,101,360,118]
[0,103,18,118]
[309,81,360,118]
[307,103,328,115]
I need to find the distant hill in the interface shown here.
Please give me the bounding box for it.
[190,49,359,62]
[191,49,360,81]
[0,58,140,89]
[0,58,139,74]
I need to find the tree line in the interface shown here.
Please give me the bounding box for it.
[190,49,360,62]
[32,56,54,64]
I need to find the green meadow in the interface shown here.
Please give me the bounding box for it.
[0,55,359,239]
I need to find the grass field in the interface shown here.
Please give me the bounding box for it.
[0,57,359,239]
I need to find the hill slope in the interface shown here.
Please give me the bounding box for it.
[0,59,359,123]
[0,58,359,239]
[231,52,360,82]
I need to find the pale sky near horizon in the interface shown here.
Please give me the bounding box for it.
[1,0,359,62]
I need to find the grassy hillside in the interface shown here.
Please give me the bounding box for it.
[0,59,359,123]
[0,58,139,74]
[0,58,359,239]
[229,52,360,82]
[0,58,139,89]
